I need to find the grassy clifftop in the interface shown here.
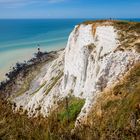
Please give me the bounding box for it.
[75,63,140,140]
[77,20,140,52]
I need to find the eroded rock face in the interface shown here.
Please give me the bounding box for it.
[13,50,65,117]
[60,23,140,126]
[12,21,140,126]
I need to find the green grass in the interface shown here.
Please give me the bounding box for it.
[46,96,85,139]
[15,74,36,97]
[115,20,130,25]
[81,19,110,25]
[75,63,140,140]
[114,21,140,51]
[0,100,49,140]
[45,72,63,95]
[0,96,85,140]
[12,62,49,98]
[58,97,85,123]
[1,62,140,139]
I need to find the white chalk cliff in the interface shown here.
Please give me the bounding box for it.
[12,21,140,126]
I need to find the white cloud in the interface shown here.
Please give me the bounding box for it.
[48,0,66,3]
[0,0,68,8]
[0,0,31,8]
[0,0,70,9]
[0,0,67,4]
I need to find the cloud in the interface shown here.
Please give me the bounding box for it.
[0,0,69,8]
[47,0,66,3]
[0,0,30,8]
[0,0,67,5]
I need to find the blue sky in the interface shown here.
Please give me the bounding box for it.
[0,0,140,18]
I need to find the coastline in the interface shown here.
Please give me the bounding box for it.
[0,42,66,82]
[0,48,64,98]
[1,19,139,82]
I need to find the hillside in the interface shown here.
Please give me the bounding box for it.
[0,20,140,140]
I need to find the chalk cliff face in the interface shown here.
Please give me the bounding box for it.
[60,22,140,125]
[12,21,140,126]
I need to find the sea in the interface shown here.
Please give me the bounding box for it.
[0,18,140,81]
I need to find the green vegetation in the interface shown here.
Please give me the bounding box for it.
[1,63,140,139]
[15,71,38,97]
[45,72,63,95]
[0,20,140,139]
[115,20,140,32]
[2,60,49,99]
[46,96,85,139]
[0,51,57,99]
[77,20,140,52]
[114,21,140,51]
[0,100,48,140]
[58,97,85,124]
[75,63,140,140]
[0,96,85,140]
[81,19,110,25]
[115,20,130,25]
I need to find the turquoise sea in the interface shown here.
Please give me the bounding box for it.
[0,19,87,81]
[0,18,140,81]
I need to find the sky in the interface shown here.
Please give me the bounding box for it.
[0,0,140,19]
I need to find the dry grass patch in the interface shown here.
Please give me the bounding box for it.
[75,63,140,140]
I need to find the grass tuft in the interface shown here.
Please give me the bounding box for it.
[45,72,63,95]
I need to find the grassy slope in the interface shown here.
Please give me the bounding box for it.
[0,96,85,140]
[75,63,140,140]
[0,100,48,140]
[46,96,85,140]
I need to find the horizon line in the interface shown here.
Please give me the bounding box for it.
[0,17,140,20]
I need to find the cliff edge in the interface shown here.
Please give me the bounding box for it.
[0,20,140,139]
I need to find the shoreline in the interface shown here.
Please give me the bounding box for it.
[0,42,66,82]
[0,48,64,98]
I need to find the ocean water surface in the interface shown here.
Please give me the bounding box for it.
[0,19,86,81]
[0,18,140,81]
